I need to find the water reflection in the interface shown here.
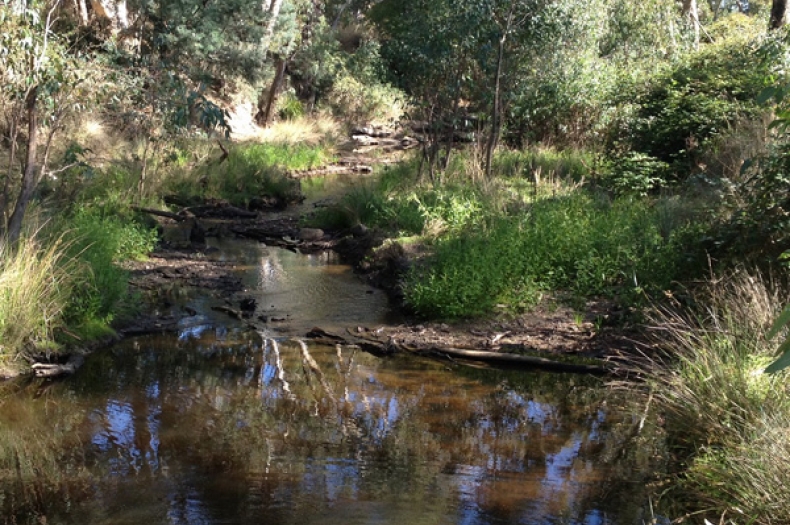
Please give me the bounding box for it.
[1,329,647,524]
[207,240,401,335]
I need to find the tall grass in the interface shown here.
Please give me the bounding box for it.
[0,236,73,369]
[639,272,790,524]
[165,143,330,207]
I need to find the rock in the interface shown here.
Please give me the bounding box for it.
[298,228,325,241]
[240,297,257,312]
[350,223,369,237]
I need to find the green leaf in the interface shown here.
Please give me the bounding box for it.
[767,305,790,341]
[765,350,790,374]
[756,86,776,105]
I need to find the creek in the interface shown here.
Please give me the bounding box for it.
[0,185,658,524]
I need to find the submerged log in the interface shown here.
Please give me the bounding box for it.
[31,354,85,378]
[305,327,612,375]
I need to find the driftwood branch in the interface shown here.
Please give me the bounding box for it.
[133,206,185,221]
[305,327,612,375]
[212,305,244,320]
[31,354,85,378]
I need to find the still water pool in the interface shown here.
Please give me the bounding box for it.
[0,243,653,524]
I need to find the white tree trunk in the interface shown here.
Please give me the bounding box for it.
[264,0,284,47]
[682,0,700,50]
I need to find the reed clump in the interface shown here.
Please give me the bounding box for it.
[639,271,790,524]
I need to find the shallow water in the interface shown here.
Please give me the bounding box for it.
[0,240,652,525]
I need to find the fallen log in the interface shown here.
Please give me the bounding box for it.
[410,346,611,375]
[134,206,185,221]
[305,327,612,374]
[31,354,85,378]
[212,305,244,320]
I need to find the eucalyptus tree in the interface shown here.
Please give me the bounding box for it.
[371,0,564,179]
[0,0,90,244]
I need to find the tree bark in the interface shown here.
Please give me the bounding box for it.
[90,0,129,32]
[256,56,287,126]
[73,0,89,26]
[7,87,39,246]
[771,0,789,29]
[682,0,700,49]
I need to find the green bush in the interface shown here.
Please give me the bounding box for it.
[610,35,773,182]
[601,152,671,196]
[277,91,305,121]
[404,192,709,318]
[57,207,157,331]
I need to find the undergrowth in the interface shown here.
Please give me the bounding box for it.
[404,192,708,318]
[313,150,710,319]
[165,142,330,207]
[638,272,790,524]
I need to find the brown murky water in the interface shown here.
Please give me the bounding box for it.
[0,241,655,525]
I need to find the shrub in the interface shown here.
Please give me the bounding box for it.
[404,192,709,318]
[609,35,774,183]
[325,74,407,124]
[57,207,157,332]
[601,152,671,196]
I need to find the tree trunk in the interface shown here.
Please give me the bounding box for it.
[682,0,700,49]
[771,0,789,29]
[0,112,21,230]
[485,4,516,179]
[7,87,39,245]
[90,0,129,32]
[263,0,284,46]
[256,56,287,126]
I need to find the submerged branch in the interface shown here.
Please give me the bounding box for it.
[305,327,612,375]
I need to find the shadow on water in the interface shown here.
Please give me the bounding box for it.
[0,239,662,525]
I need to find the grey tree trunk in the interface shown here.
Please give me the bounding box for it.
[7,87,39,245]
[771,0,789,29]
[256,56,287,126]
[484,2,517,178]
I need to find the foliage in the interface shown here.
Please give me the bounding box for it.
[404,191,708,318]
[601,152,671,196]
[287,18,407,123]
[0,0,93,240]
[608,33,775,183]
[129,0,270,84]
[56,206,157,332]
[277,91,305,121]
[166,143,328,207]
[0,234,73,365]
[637,272,790,523]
